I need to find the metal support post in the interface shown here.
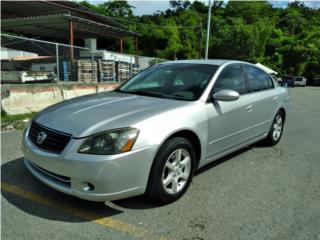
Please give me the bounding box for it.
[56,43,60,81]
[205,0,212,59]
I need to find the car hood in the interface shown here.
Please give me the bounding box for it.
[35,91,188,138]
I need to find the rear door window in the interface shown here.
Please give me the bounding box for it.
[243,65,273,92]
[213,64,248,94]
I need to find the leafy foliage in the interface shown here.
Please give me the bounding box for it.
[80,0,320,79]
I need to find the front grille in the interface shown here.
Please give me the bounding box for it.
[29,161,71,186]
[28,121,71,154]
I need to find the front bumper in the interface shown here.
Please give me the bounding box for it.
[22,128,157,202]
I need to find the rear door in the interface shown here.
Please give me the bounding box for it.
[242,64,279,138]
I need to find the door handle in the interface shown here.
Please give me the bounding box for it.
[273,96,278,102]
[246,105,252,112]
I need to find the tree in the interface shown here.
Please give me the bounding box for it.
[190,1,207,14]
[224,1,273,24]
[80,0,134,17]
[170,0,191,10]
[210,18,259,61]
[103,1,134,17]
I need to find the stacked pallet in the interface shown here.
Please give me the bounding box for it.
[98,60,116,82]
[117,62,130,82]
[62,61,70,81]
[68,62,77,81]
[71,60,98,82]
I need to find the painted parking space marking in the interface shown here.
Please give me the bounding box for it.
[1,182,167,240]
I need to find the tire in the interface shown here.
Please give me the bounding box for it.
[146,137,196,204]
[265,110,285,146]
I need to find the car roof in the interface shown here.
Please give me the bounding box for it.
[161,59,250,66]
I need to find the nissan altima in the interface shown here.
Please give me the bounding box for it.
[22,60,290,203]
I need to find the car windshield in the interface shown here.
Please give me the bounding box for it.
[116,63,218,101]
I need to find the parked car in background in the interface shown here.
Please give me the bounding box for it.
[283,76,307,87]
[22,60,290,204]
[294,77,307,87]
[282,76,295,87]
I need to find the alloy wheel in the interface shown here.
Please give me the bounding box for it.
[162,149,191,195]
[272,114,283,141]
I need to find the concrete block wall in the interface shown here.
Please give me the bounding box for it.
[1,82,120,115]
[61,85,97,100]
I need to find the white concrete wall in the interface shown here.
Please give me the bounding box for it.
[1,83,120,115]
[62,86,97,100]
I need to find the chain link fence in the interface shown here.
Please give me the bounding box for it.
[0,34,167,84]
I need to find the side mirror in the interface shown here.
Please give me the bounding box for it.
[213,89,240,102]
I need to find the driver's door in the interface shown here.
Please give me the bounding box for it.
[205,64,254,159]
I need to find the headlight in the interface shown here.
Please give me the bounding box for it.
[78,128,139,155]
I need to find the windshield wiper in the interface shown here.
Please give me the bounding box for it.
[124,90,169,99]
[113,88,122,93]
[116,89,190,101]
[168,96,189,101]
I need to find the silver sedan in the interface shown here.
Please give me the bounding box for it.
[22,60,290,204]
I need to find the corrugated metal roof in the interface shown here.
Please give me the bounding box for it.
[1,14,139,39]
[1,0,128,30]
[1,1,139,39]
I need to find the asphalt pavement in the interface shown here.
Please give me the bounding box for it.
[1,87,320,240]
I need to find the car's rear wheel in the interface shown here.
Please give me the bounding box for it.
[265,110,285,146]
[146,137,196,204]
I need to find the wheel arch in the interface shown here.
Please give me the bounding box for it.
[278,107,286,122]
[161,129,202,168]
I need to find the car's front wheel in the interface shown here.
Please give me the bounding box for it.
[146,137,196,204]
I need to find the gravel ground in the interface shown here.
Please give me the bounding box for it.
[1,87,320,240]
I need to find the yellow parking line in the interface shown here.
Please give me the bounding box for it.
[1,182,167,240]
